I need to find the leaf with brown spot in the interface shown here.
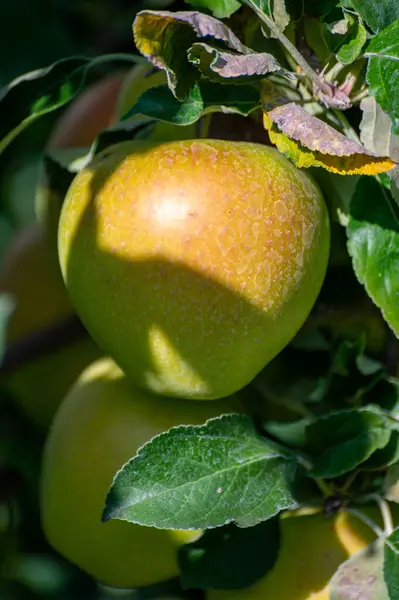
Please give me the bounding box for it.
[330,540,389,600]
[263,102,397,175]
[133,10,249,99]
[188,43,285,83]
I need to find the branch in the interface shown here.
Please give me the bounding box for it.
[247,2,332,96]
[0,314,88,374]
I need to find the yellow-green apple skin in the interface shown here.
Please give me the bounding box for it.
[36,64,196,253]
[40,357,240,589]
[58,140,330,400]
[0,224,102,425]
[207,506,388,600]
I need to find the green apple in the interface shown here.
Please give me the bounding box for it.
[40,357,239,589]
[58,140,330,400]
[206,506,385,600]
[0,224,102,425]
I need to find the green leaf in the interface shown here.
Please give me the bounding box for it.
[347,176,399,337]
[384,528,399,599]
[346,0,399,33]
[241,1,272,17]
[0,294,14,363]
[0,54,140,155]
[356,353,384,376]
[330,540,389,600]
[103,414,298,530]
[179,518,280,590]
[187,43,284,83]
[331,338,365,377]
[362,431,399,470]
[133,10,248,100]
[0,57,86,154]
[184,0,241,19]
[123,82,261,125]
[360,96,399,202]
[307,406,392,478]
[336,19,367,65]
[263,418,311,449]
[366,20,399,134]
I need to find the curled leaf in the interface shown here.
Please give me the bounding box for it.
[124,81,261,125]
[133,10,249,99]
[188,43,284,83]
[264,102,396,174]
[336,19,367,66]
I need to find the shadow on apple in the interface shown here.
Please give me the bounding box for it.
[63,142,327,400]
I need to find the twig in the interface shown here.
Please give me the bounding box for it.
[344,507,385,538]
[350,88,369,105]
[247,2,332,96]
[0,314,88,374]
[354,493,394,536]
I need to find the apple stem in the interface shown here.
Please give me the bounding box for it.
[314,477,335,498]
[356,494,394,536]
[344,507,385,539]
